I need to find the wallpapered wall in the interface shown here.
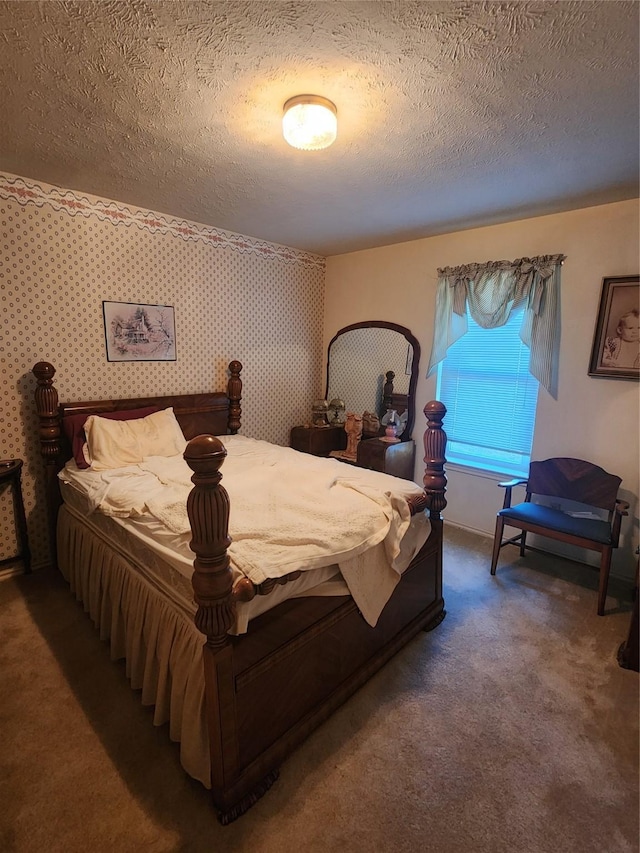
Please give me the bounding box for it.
[0,172,325,569]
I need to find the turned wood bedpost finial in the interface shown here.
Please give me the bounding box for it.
[32,362,61,460]
[32,361,62,565]
[227,360,242,434]
[184,434,235,650]
[383,370,395,412]
[423,400,447,519]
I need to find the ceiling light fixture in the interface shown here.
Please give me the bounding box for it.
[282,95,337,151]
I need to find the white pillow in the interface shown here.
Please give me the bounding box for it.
[84,407,187,471]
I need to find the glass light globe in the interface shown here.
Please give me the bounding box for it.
[283,96,337,151]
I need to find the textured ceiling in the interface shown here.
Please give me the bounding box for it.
[1,1,638,256]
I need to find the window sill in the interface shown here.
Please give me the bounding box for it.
[445,460,528,482]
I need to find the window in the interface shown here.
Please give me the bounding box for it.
[435,307,539,478]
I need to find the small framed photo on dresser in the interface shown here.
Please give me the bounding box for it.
[103,301,177,362]
[588,276,639,380]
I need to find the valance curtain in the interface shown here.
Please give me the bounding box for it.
[427,254,566,397]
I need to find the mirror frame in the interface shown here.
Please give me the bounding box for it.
[325,321,421,441]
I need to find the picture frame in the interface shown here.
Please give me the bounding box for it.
[588,276,639,380]
[103,301,177,362]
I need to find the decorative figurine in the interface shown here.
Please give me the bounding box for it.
[362,410,381,437]
[343,412,363,459]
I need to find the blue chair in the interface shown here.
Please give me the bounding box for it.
[490,458,629,615]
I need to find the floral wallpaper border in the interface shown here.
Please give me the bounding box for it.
[0,172,325,270]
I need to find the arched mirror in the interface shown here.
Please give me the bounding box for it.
[325,321,421,442]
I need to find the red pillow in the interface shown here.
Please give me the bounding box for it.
[62,406,160,469]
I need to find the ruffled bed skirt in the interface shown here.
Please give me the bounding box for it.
[57,505,211,787]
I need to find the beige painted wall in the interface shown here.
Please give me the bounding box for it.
[325,199,640,579]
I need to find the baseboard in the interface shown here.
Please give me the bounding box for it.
[0,559,50,580]
[443,519,635,584]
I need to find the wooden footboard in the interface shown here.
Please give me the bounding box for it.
[185,401,447,822]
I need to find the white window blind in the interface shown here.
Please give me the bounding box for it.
[436,307,539,478]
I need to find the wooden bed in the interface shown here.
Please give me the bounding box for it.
[32,359,448,824]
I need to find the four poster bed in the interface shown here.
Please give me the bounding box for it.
[32,359,447,824]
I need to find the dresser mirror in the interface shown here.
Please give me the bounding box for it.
[325,321,421,442]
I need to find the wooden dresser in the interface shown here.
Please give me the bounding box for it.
[290,426,415,480]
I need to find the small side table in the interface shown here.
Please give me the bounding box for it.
[0,459,31,573]
[290,425,346,457]
[356,438,416,480]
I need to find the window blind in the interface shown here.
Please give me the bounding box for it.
[436,308,539,477]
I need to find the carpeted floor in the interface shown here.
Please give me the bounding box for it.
[1,525,637,853]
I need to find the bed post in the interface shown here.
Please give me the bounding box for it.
[227,360,242,434]
[32,361,62,567]
[183,434,242,816]
[185,433,279,821]
[382,370,395,412]
[185,434,235,647]
[423,400,447,621]
[423,400,447,519]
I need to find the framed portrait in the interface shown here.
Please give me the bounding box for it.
[588,276,639,380]
[103,301,177,362]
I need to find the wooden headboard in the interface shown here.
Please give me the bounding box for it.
[31,359,243,565]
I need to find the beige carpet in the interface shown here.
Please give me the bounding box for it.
[0,525,637,853]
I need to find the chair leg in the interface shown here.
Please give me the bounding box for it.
[490,517,505,575]
[597,548,613,616]
[519,531,527,557]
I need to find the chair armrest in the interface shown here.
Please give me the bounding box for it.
[615,499,630,516]
[497,478,528,509]
[611,500,630,546]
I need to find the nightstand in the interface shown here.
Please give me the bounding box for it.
[0,459,31,573]
[290,424,346,457]
[356,438,416,480]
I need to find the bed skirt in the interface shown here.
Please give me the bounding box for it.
[57,505,212,787]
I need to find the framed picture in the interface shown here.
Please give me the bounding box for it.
[588,276,639,380]
[103,301,177,362]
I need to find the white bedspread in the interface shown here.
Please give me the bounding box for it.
[60,435,430,625]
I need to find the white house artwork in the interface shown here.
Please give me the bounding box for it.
[103,301,177,362]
